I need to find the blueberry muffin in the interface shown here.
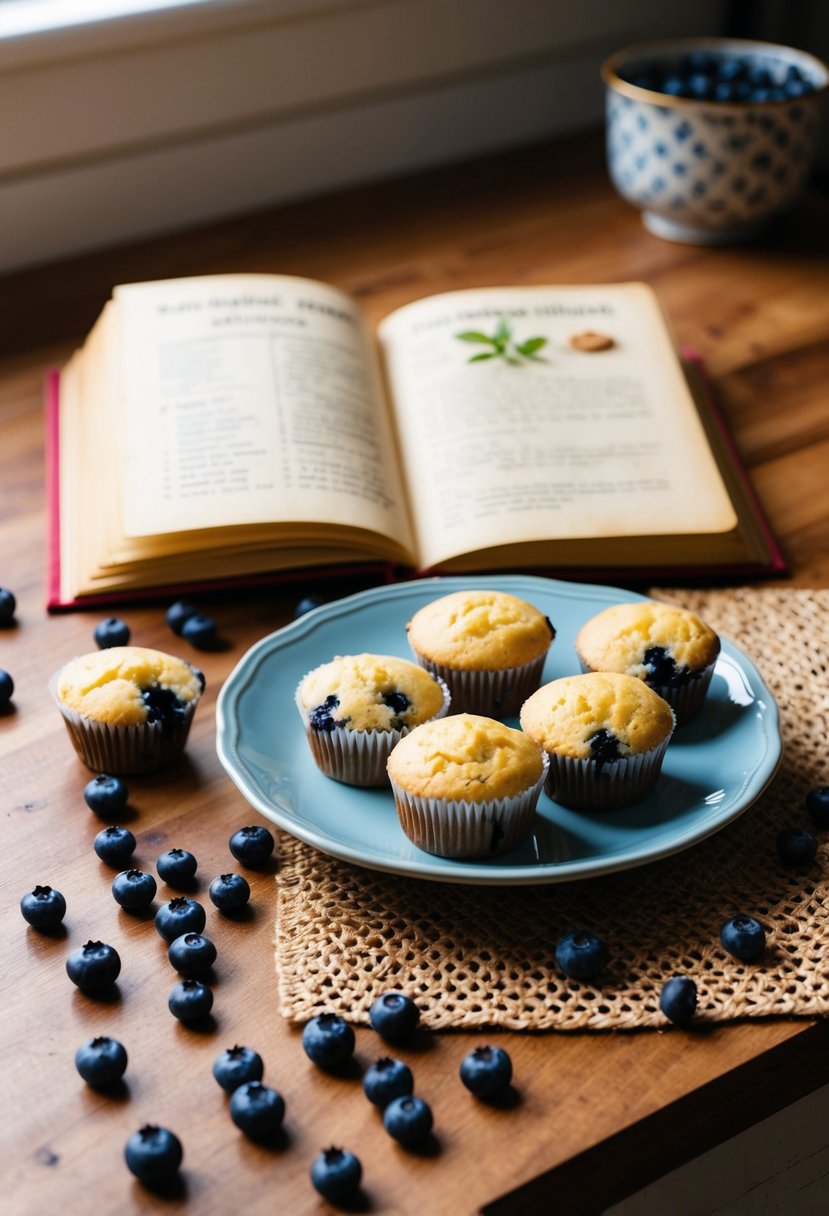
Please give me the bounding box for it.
[386,712,548,858]
[51,646,204,774]
[295,653,450,787]
[406,589,555,717]
[575,600,720,725]
[519,672,674,810]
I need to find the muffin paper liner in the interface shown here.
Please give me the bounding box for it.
[295,675,451,788]
[409,652,548,718]
[543,733,673,811]
[49,671,200,775]
[388,753,549,859]
[578,658,716,726]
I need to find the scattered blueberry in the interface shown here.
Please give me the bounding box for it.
[0,669,14,708]
[124,1124,183,1185]
[94,825,136,867]
[229,825,275,869]
[459,1045,512,1099]
[168,932,217,977]
[383,1095,433,1147]
[588,729,622,768]
[75,1035,128,1088]
[84,773,128,818]
[66,940,121,992]
[302,1013,356,1069]
[555,930,610,980]
[294,595,323,619]
[155,896,206,942]
[229,1081,285,1141]
[94,616,131,649]
[776,827,818,868]
[166,599,199,636]
[805,786,829,829]
[212,1044,264,1093]
[720,914,766,962]
[112,868,157,911]
[659,975,698,1026]
[168,978,213,1023]
[156,848,198,887]
[20,884,66,930]
[363,1057,414,1108]
[181,613,217,649]
[368,991,420,1042]
[0,587,16,624]
[208,872,251,913]
[308,694,343,733]
[310,1147,362,1203]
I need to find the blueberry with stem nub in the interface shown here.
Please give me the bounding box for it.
[310,1147,362,1203]
[229,1081,285,1141]
[213,1044,264,1093]
[168,978,213,1023]
[0,669,13,708]
[84,773,128,818]
[0,587,16,625]
[155,896,206,942]
[66,940,121,992]
[209,872,251,913]
[369,990,420,1042]
[124,1124,183,1185]
[94,616,131,649]
[776,827,817,868]
[555,930,610,980]
[94,825,136,867]
[20,884,66,930]
[156,848,198,887]
[229,825,275,869]
[302,1013,355,1068]
[168,932,217,977]
[363,1057,414,1108]
[112,868,157,911]
[166,599,199,636]
[805,786,829,829]
[383,1095,433,1146]
[659,975,698,1026]
[720,914,766,962]
[75,1036,128,1088]
[459,1045,512,1099]
[181,613,217,649]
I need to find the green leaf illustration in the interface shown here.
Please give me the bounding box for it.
[455,316,548,366]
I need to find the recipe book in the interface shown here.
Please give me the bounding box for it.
[46,274,783,609]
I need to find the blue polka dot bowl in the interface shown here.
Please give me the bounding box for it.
[602,37,828,244]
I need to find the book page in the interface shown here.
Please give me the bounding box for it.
[378,284,737,570]
[114,274,414,554]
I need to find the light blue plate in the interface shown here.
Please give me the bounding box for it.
[216,575,781,885]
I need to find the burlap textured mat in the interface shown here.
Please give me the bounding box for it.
[275,588,829,1030]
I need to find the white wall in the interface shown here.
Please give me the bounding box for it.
[0,0,726,272]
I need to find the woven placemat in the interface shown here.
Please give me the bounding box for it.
[274,588,829,1030]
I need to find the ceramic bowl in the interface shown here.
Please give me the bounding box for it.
[602,37,828,244]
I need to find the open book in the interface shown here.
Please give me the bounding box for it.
[47,275,783,608]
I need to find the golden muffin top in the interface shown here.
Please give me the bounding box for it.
[519,672,674,760]
[386,712,545,802]
[56,646,203,726]
[296,653,447,733]
[407,590,554,671]
[575,601,720,679]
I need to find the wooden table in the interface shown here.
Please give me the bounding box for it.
[2,133,829,1216]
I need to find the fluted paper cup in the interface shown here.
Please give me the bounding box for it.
[409,652,548,718]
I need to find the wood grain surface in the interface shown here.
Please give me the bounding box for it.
[2,132,829,1216]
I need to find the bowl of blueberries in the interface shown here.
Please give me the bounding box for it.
[602,37,828,243]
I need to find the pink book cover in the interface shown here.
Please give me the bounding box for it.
[44,354,786,612]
